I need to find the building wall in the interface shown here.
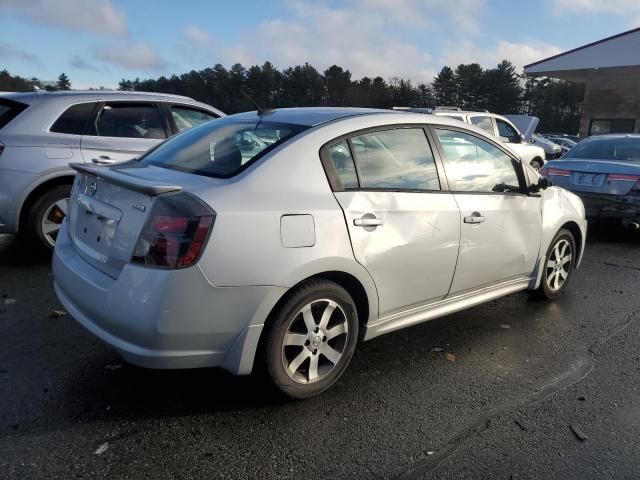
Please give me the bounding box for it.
[579,67,640,137]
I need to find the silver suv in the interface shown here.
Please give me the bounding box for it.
[0,90,223,250]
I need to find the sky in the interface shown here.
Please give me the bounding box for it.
[0,0,638,89]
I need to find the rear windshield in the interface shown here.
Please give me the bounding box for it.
[564,137,640,162]
[142,117,308,178]
[0,98,28,130]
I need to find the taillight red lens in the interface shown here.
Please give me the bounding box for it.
[132,193,215,269]
[608,173,640,182]
[543,167,571,177]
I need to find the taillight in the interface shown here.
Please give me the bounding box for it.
[539,166,570,177]
[608,173,639,182]
[132,193,215,269]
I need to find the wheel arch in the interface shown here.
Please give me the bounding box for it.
[229,270,375,376]
[560,220,583,266]
[18,173,75,230]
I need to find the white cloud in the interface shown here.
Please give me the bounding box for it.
[551,0,640,26]
[0,43,40,66]
[442,40,563,72]
[185,2,444,83]
[96,42,166,71]
[184,25,214,46]
[70,55,102,72]
[0,0,127,36]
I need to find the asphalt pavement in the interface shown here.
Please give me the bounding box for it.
[1,227,640,479]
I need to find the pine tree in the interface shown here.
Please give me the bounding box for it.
[56,73,71,90]
[432,66,457,106]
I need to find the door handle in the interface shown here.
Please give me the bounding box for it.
[91,155,114,165]
[354,217,383,227]
[463,212,486,224]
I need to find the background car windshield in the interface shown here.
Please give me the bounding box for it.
[564,137,640,161]
[143,118,306,177]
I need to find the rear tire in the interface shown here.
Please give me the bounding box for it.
[24,185,72,254]
[531,229,576,300]
[261,279,359,399]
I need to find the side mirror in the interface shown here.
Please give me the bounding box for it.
[519,134,526,143]
[528,176,551,195]
[537,176,551,190]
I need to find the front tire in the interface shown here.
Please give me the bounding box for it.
[532,229,576,299]
[261,279,359,399]
[530,158,544,170]
[25,185,72,253]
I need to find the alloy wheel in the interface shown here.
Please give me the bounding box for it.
[281,299,349,384]
[545,238,572,291]
[41,198,69,247]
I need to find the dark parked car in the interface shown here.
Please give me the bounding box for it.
[540,134,640,228]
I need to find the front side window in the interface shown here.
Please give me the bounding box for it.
[327,140,358,188]
[91,102,166,139]
[50,102,97,135]
[350,128,440,191]
[170,105,218,132]
[143,118,307,178]
[435,129,521,193]
[470,115,494,135]
[496,119,520,143]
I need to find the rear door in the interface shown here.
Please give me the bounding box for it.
[431,127,542,294]
[324,126,461,318]
[80,101,169,164]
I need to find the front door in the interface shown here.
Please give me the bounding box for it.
[432,128,542,294]
[80,102,167,164]
[325,127,461,317]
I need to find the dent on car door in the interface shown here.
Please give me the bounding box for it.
[325,127,461,318]
[80,102,168,164]
[432,128,542,294]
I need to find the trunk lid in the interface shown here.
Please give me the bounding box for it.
[546,159,640,195]
[67,162,216,278]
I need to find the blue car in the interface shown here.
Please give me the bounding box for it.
[540,134,640,229]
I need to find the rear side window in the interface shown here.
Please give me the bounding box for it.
[170,105,218,132]
[327,140,358,188]
[350,128,440,191]
[142,118,307,178]
[0,99,28,130]
[89,102,166,139]
[435,129,520,193]
[50,102,97,134]
[470,115,494,135]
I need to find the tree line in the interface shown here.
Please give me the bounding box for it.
[0,60,584,133]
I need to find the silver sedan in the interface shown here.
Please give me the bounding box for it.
[53,108,587,398]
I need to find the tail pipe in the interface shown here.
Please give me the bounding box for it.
[622,219,640,230]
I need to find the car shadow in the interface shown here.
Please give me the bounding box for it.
[0,234,51,267]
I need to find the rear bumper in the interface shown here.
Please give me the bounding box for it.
[53,223,285,373]
[574,192,640,220]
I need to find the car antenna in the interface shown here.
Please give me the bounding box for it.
[240,90,275,116]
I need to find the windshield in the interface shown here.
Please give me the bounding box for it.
[564,136,640,162]
[143,117,308,178]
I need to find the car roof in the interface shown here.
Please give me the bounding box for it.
[2,90,198,104]
[582,134,640,140]
[228,107,400,126]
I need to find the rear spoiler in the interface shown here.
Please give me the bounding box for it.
[70,163,182,196]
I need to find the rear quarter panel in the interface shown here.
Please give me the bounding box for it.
[191,125,381,323]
